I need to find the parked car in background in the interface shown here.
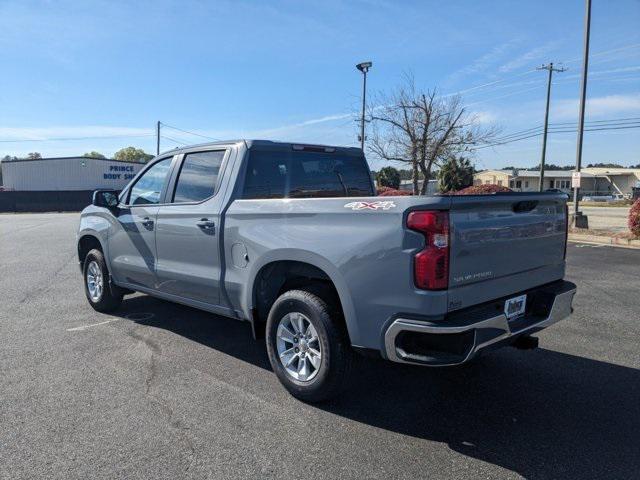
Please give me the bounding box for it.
[77,140,576,402]
[582,193,628,202]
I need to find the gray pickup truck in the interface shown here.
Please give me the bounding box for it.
[77,140,576,402]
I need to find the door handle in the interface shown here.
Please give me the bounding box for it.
[196,218,216,233]
[141,217,154,229]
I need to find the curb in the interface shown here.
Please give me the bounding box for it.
[568,233,640,249]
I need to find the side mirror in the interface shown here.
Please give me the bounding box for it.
[93,190,120,210]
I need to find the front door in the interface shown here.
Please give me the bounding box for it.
[155,149,227,306]
[108,157,173,288]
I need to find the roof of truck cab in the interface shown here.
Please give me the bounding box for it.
[158,139,363,157]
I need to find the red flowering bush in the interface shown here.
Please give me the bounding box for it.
[629,199,640,237]
[453,184,513,195]
[377,187,412,196]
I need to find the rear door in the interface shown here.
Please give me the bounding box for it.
[447,193,567,311]
[109,156,174,288]
[154,149,229,306]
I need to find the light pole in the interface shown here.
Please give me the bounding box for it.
[537,63,566,192]
[356,61,372,151]
[573,0,591,228]
[156,121,161,156]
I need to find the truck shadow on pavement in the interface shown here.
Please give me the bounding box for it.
[119,294,640,480]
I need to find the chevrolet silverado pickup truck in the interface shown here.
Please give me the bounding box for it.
[77,140,576,402]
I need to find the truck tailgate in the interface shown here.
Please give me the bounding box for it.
[447,193,567,311]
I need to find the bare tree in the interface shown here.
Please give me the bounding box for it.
[368,76,498,195]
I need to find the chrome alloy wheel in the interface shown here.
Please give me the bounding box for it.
[86,260,104,302]
[276,312,322,382]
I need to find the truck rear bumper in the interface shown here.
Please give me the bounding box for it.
[384,280,576,366]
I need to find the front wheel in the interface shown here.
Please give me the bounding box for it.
[266,289,352,402]
[83,249,123,313]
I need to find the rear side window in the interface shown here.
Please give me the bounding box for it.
[242,150,373,199]
[173,150,225,203]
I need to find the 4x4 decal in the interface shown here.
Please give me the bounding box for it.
[343,201,396,211]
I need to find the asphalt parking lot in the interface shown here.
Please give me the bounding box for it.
[1,213,639,480]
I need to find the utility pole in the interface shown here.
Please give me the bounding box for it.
[573,0,591,228]
[537,62,566,192]
[356,62,372,151]
[156,121,161,156]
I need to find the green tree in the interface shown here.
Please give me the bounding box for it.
[27,152,42,159]
[113,146,153,163]
[529,163,573,171]
[83,151,106,159]
[587,163,624,168]
[376,166,401,189]
[438,156,475,193]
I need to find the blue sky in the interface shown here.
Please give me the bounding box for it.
[0,0,638,170]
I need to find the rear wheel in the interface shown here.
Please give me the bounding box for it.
[266,288,351,402]
[83,249,123,312]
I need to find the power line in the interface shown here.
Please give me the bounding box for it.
[444,69,538,98]
[489,117,640,143]
[551,123,640,133]
[160,122,219,141]
[446,42,640,104]
[551,116,640,126]
[160,134,189,146]
[492,125,546,141]
[474,122,640,150]
[463,84,545,108]
[562,42,640,65]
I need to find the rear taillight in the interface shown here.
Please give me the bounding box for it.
[407,210,450,290]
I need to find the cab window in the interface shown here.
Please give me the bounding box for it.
[128,158,172,205]
[172,150,225,203]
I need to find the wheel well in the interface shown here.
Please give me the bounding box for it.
[252,261,345,339]
[78,235,102,266]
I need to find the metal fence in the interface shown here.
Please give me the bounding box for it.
[0,190,93,213]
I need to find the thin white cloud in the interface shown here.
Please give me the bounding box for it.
[470,110,497,124]
[553,93,640,120]
[298,113,352,126]
[446,39,520,83]
[0,126,152,141]
[498,42,558,73]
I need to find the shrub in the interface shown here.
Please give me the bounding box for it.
[377,187,411,196]
[376,166,401,189]
[438,156,475,193]
[453,184,512,195]
[629,199,640,237]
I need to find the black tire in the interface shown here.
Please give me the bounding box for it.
[266,288,352,402]
[83,248,123,313]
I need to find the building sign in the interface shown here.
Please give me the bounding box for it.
[103,164,137,181]
[571,171,581,188]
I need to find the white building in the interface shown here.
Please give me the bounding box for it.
[474,168,640,196]
[1,156,145,191]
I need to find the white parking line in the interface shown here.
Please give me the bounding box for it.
[67,318,121,331]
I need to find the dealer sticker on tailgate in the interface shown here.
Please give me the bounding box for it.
[504,294,527,320]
